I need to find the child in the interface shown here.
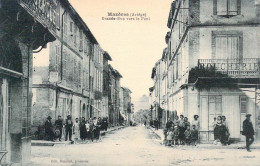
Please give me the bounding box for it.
[85,120,90,143]
[163,128,168,145]
[166,127,174,146]
[184,125,192,145]
[191,125,198,146]
[173,125,180,145]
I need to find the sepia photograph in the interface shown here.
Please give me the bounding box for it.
[0,0,260,165]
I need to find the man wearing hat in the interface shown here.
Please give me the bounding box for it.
[65,115,73,141]
[192,115,200,131]
[45,116,54,141]
[242,114,255,152]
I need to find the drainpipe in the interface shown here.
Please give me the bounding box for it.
[88,44,92,118]
[55,10,66,119]
[60,10,67,81]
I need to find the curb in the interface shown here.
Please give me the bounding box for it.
[148,126,162,140]
[102,126,126,135]
[32,126,127,146]
[31,141,72,146]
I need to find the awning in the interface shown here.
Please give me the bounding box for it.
[120,111,127,121]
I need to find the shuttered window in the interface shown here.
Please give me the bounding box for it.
[214,0,241,16]
[240,96,248,113]
[214,35,241,60]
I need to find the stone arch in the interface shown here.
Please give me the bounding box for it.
[0,35,23,73]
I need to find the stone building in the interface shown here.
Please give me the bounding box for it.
[92,44,104,118]
[32,0,100,132]
[0,0,56,164]
[102,52,112,118]
[150,59,165,128]
[120,87,132,125]
[107,65,122,126]
[151,0,260,143]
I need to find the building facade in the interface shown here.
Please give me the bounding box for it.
[120,87,132,125]
[0,0,56,164]
[32,0,127,135]
[103,52,112,118]
[151,0,260,143]
[106,65,122,126]
[32,0,99,132]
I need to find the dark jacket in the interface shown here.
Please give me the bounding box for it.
[166,121,173,130]
[242,119,254,136]
[55,119,63,129]
[65,119,73,130]
[45,120,53,131]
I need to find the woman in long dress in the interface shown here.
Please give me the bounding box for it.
[73,118,80,144]
[80,117,87,142]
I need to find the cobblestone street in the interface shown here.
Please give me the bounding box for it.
[31,126,260,166]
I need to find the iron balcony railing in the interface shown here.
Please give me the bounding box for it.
[198,58,260,78]
[18,0,58,33]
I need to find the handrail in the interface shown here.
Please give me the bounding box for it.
[198,58,260,77]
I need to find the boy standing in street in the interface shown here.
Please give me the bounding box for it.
[191,125,198,146]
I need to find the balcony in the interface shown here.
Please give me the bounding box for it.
[18,0,58,34]
[198,58,260,78]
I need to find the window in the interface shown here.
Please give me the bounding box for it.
[78,62,81,87]
[56,5,60,28]
[70,22,73,33]
[74,25,77,47]
[73,58,77,85]
[62,52,67,80]
[79,30,83,52]
[213,34,242,59]
[84,36,88,53]
[63,13,67,35]
[240,96,248,113]
[55,45,60,71]
[175,56,178,79]
[214,0,241,16]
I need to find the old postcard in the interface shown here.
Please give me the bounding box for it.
[0,0,259,165]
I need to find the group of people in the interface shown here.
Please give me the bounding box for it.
[212,115,230,145]
[149,118,160,130]
[164,115,200,146]
[163,113,255,152]
[44,115,109,143]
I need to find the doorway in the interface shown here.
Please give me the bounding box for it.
[0,78,11,162]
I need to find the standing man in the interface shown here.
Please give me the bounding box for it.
[54,115,63,141]
[65,115,73,141]
[154,118,159,130]
[45,116,54,141]
[242,114,255,152]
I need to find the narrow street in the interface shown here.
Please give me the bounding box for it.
[31,126,260,166]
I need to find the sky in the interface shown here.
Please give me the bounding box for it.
[68,0,173,103]
[34,0,173,104]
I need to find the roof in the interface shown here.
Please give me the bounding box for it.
[103,51,112,61]
[167,1,176,28]
[151,67,156,79]
[161,48,168,60]
[61,0,98,44]
[121,87,132,93]
[109,65,123,78]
